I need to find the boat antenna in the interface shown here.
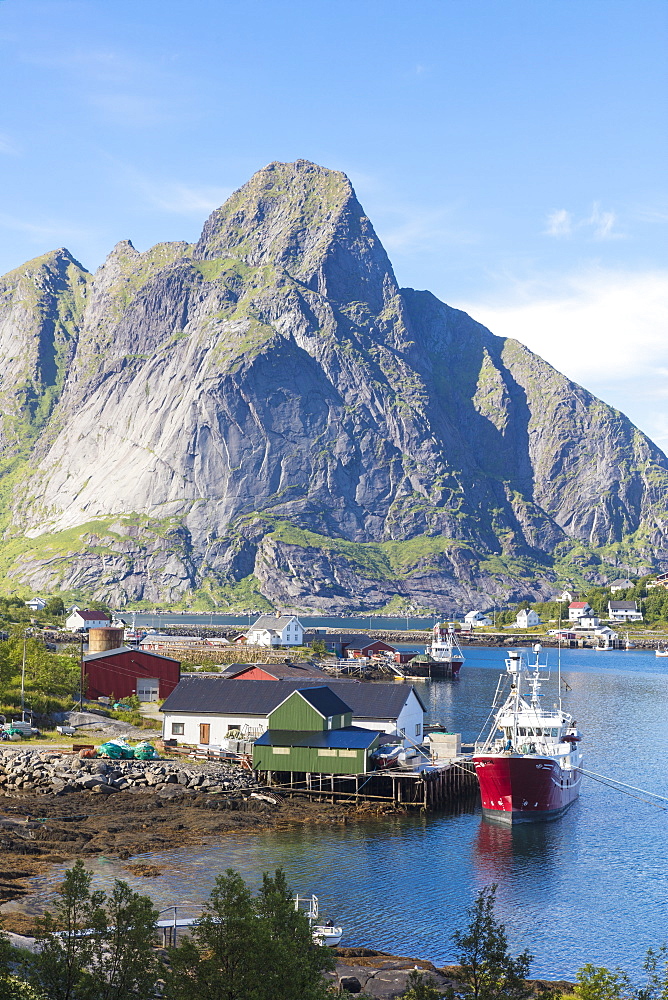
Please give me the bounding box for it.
[557,610,563,715]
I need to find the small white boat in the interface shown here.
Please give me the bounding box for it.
[294,894,343,946]
[655,646,668,657]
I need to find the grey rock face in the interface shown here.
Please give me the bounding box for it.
[2,160,667,610]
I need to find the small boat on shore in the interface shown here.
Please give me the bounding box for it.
[472,644,583,824]
[655,645,668,657]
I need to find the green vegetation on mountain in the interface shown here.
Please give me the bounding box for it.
[0,159,666,611]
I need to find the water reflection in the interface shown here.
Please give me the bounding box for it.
[473,819,557,879]
[3,655,667,980]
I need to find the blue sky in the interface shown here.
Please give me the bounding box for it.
[1,0,667,446]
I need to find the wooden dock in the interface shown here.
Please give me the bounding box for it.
[258,759,478,811]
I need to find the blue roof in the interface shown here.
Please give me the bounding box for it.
[287,686,352,718]
[254,727,381,750]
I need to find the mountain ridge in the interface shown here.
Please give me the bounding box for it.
[0,159,666,611]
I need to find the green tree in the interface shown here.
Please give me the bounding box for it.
[87,600,112,615]
[451,885,533,1000]
[637,946,668,1000]
[255,869,334,1000]
[30,860,102,1000]
[164,869,259,1000]
[79,879,158,1000]
[402,968,447,999]
[165,868,334,1000]
[569,964,632,1000]
[44,596,66,617]
[310,640,327,657]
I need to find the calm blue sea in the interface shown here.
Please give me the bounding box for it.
[5,647,667,980]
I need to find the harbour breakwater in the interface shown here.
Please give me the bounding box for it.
[148,623,662,648]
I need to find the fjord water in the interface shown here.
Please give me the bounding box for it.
[13,648,668,979]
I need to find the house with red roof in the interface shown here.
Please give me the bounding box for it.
[568,601,593,622]
[66,608,112,631]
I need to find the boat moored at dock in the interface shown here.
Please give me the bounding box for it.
[402,623,464,678]
[472,645,583,824]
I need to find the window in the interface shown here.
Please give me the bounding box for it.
[415,724,422,737]
[272,747,290,755]
[399,728,406,738]
[339,750,357,758]
[317,748,337,757]
[171,723,184,736]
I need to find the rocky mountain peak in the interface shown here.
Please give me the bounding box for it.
[2,159,667,610]
[195,159,397,310]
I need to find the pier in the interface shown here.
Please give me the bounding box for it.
[258,759,478,811]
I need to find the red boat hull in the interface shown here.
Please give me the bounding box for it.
[473,753,581,823]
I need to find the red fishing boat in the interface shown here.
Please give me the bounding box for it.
[472,645,582,823]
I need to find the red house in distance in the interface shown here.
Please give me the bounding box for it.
[84,647,180,702]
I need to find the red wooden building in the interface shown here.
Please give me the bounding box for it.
[84,647,180,702]
[345,638,396,659]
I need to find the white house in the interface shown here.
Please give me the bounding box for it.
[66,609,112,631]
[464,610,492,627]
[160,677,426,748]
[608,601,643,622]
[595,625,618,638]
[559,590,579,603]
[26,598,47,612]
[579,614,600,628]
[609,579,633,594]
[246,614,304,647]
[515,609,541,628]
[568,601,592,621]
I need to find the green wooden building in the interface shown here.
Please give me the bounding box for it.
[252,687,382,775]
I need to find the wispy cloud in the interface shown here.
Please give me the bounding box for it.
[0,132,19,155]
[87,92,173,127]
[104,159,231,216]
[22,46,153,85]
[146,182,233,215]
[544,202,623,241]
[587,202,620,240]
[545,209,572,237]
[0,212,91,243]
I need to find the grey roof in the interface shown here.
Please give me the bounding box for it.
[73,610,111,621]
[280,686,352,718]
[608,601,637,610]
[254,727,379,749]
[610,579,632,586]
[160,677,425,719]
[250,615,301,631]
[84,646,180,664]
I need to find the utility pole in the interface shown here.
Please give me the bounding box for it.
[21,631,27,720]
[79,633,85,710]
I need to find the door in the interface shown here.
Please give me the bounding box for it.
[199,723,210,745]
[136,678,159,702]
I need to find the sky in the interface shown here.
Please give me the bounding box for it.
[1,0,667,447]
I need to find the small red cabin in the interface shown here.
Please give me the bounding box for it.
[84,647,180,702]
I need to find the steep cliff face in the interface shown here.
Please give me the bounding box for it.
[0,248,90,459]
[2,160,667,610]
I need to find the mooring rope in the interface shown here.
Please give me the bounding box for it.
[578,766,668,811]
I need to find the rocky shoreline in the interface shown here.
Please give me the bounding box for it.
[0,748,397,929]
[0,748,575,998]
